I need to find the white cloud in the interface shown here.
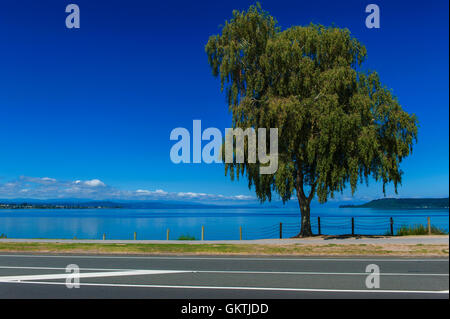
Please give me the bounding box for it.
[136,189,168,196]
[136,189,151,194]
[74,179,106,187]
[177,192,210,198]
[177,192,198,197]
[232,195,254,200]
[0,175,256,203]
[20,176,57,184]
[83,179,106,187]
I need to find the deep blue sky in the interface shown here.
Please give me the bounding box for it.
[0,0,448,203]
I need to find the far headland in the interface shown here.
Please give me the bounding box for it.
[340,198,449,210]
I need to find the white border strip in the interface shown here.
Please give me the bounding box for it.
[4,280,449,294]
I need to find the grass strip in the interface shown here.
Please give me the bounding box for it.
[395,224,448,236]
[0,242,447,256]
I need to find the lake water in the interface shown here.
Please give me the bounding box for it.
[0,207,448,240]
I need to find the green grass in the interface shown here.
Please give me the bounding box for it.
[177,234,196,240]
[0,241,447,256]
[395,224,448,236]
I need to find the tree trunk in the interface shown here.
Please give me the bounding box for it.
[296,196,313,237]
[294,165,315,237]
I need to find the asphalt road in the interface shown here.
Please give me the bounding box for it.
[0,254,448,299]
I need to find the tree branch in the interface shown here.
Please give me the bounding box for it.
[296,162,306,201]
[307,183,316,203]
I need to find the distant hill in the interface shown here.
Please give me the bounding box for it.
[0,199,259,209]
[340,198,449,209]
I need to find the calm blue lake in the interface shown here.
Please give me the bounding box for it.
[0,208,448,240]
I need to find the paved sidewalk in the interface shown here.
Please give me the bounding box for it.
[1,235,448,245]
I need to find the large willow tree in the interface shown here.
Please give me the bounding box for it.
[205,4,418,237]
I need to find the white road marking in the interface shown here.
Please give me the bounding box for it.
[0,265,446,294]
[0,266,130,271]
[196,270,449,276]
[0,265,447,276]
[0,270,188,282]
[3,280,449,294]
[0,254,447,262]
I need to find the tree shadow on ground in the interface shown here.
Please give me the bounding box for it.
[320,234,389,240]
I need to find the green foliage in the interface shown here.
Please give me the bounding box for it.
[0,234,7,239]
[177,234,196,240]
[396,225,448,236]
[205,3,418,207]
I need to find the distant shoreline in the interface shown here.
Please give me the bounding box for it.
[1,197,449,210]
[0,202,262,210]
[340,198,449,210]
